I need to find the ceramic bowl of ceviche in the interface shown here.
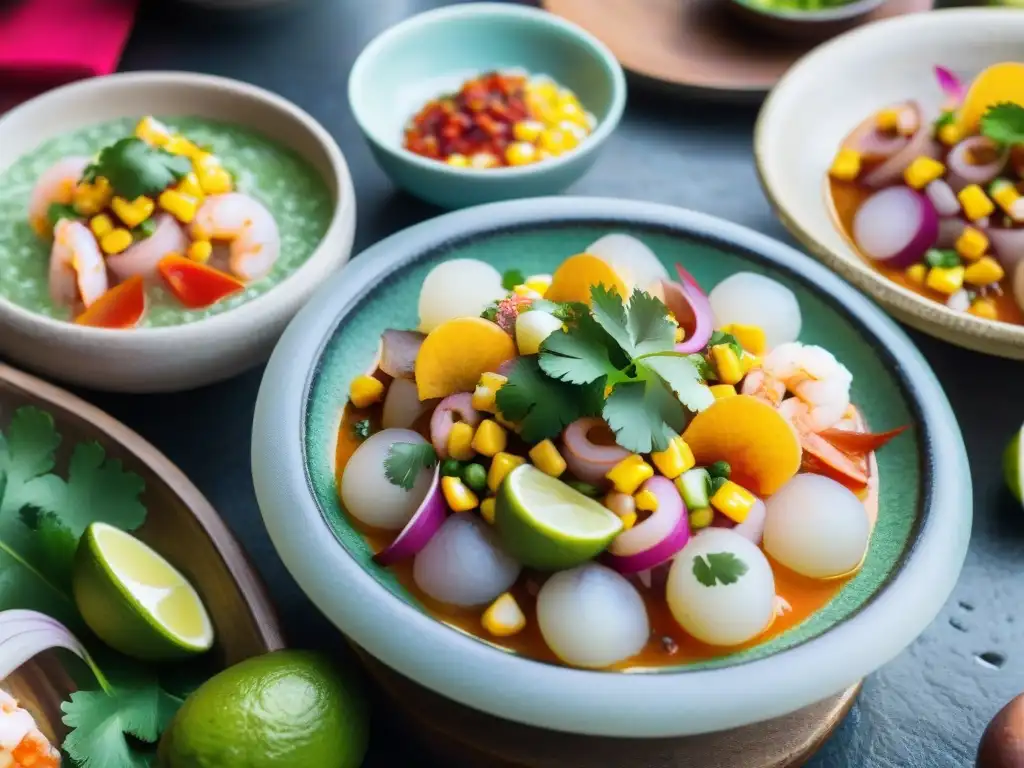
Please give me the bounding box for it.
[756,9,1024,359]
[0,71,355,393]
[251,196,969,738]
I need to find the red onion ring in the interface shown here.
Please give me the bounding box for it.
[853,187,939,268]
[844,107,910,161]
[379,329,425,379]
[861,105,941,188]
[925,180,961,218]
[991,228,1024,276]
[663,264,713,354]
[604,476,690,574]
[946,137,1008,192]
[934,66,965,105]
[373,466,445,566]
[561,417,631,486]
[430,393,481,458]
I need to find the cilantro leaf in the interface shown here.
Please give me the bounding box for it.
[590,285,675,357]
[589,285,634,355]
[83,138,192,199]
[687,353,715,382]
[0,406,60,517]
[47,202,79,226]
[980,103,1024,146]
[529,299,590,324]
[496,356,603,442]
[709,330,743,357]
[603,380,679,454]
[132,218,158,240]
[501,269,525,290]
[352,419,373,441]
[640,354,715,414]
[480,300,501,323]
[933,110,956,134]
[383,442,437,491]
[539,313,620,385]
[19,507,77,590]
[692,552,748,587]
[62,674,182,768]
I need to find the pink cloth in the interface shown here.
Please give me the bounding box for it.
[0,0,138,110]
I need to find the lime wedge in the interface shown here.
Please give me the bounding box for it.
[1004,427,1023,504]
[73,522,214,661]
[495,464,623,570]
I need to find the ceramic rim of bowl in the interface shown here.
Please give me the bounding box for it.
[252,196,971,738]
[347,2,627,179]
[0,70,355,342]
[753,8,1024,357]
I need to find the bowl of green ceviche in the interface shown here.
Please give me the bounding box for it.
[727,0,889,41]
[0,71,355,393]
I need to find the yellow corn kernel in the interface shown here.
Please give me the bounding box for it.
[710,344,743,386]
[494,411,517,431]
[349,375,384,408]
[674,326,685,343]
[619,511,638,530]
[903,156,946,190]
[447,422,477,462]
[512,284,543,299]
[689,507,714,529]
[720,323,767,355]
[470,152,500,169]
[649,435,695,480]
[505,141,537,166]
[110,195,156,229]
[177,171,205,200]
[442,476,479,512]
[513,120,544,143]
[471,386,496,412]
[72,177,113,216]
[187,240,213,264]
[196,164,233,195]
[446,153,469,168]
[164,134,200,158]
[710,384,737,400]
[158,189,199,224]
[992,182,1022,214]
[528,79,559,104]
[710,480,757,523]
[937,122,962,146]
[606,455,655,495]
[539,128,575,156]
[135,116,170,146]
[89,214,114,239]
[925,265,965,295]
[487,452,526,492]
[524,274,551,296]
[954,226,989,262]
[969,297,998,320]
[740,353,761,374]
[481,593,526,637]
[958,184,996,221]
[634,489,659,512]
[875,108,900,131]
[480,497,497,524]
[828,148,862,181]
[99,228,133,255]
[963,256,1005,286]
[904,263,927,286]
[529,439,567,478]
[472,419,507,457]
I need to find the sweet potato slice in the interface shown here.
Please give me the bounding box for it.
[682,395,802,496]
[414,317,516,400]
[545,253,628,304]
[957,62,1024,133]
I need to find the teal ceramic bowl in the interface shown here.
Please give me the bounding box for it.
[347,3,626,209]
[252,197,971,737]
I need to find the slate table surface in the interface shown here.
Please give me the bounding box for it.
[57,0,1019,765]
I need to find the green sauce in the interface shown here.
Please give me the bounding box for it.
[0,117,333,328]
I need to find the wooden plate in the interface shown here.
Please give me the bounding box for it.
[0,362,285,745]
[542,0,934,100]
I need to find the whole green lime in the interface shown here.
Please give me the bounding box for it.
[1004,430,1022,503]
[158,650,369,768]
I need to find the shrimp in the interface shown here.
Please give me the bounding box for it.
[49,219,108,309]
[742,342,852,432]
[27,155,90,238]
[106,214,188,283]
[0,690,61,767]
[190,193,280,282]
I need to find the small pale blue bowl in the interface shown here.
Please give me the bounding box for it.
[347,3,627,209]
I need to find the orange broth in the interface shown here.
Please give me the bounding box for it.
[334,402,880,669]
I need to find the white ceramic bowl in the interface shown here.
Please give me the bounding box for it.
[0,72,355,392]
[756,9,1024,359]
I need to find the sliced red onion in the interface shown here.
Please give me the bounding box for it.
[1014,261,1024,313]
[661,264,713,354]
[561,417,630,486]
[934,65,965,104]
[605,476,690,574]
[844,105,910,160]
[936,217,967,249]
[946,289,971,313]
[925,180,961,218]
[373,465,445,566]
[896,106,920,137]
[989,228,1024,274]
[430,393,481,458]
[853,186,939,268]
[379,329,425,379]
[0,609,111,693]
[946,137,1008,191]
[733,499,767,546]
[861,105,941,188]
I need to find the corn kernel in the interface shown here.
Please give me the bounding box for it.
[488,452,526,492]
[958,184,996,221]
[875,108,899,131]
[903,156,946,190]
[905,263,927,286]
[472,419,507,457]
[158,189,199,224]
[539,129,575,156]
[969,297,998,320]
[710,480,757,523]
[177,172,205,200]
[110,195,156,229]
[606,455,655,495]
[187,240,213,264]
[472,386,496,412]
[512,284,543,300]
[634,489,659,512]
[89,214,114,239]
[99,228,133,255]
[924,265,965,295]
[619,511,638,530]
[442,476,479,512]
[480,498,497,524]
[710,344,743,386]
[720,323,766,355]
[710,384,737,399]
[135,116,171,146]
[954,226,989,261]
[689,507,714,529]
[992,180,1022,214]
[481,593,526,637]
[529,439,567,478]
[513,120,544,143]
[938,122,963,146]
[528,79,559,103]
[494,411,517,431]
[470,153,500,169]
[349,375,384,408]
[828,148,862,181]
[524,274,551,295]
[164,134,200,158]
[72,177,113,216]
[196,165,233,195]
[650,435,695,480]
[740,353,761,374]
[446,153,469,168]
[675,326,685,343]
[444,422,475,461]
[964,256,1005,286]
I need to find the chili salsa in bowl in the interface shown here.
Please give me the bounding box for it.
[252,198,970,736]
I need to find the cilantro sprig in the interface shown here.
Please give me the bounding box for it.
[980,103,1024,147]
[384,442,438,490]
[496,357,604,443]
[352,419,373,441]
[693,552,748,587]
[501,269,525,290]
[709,329,743,358]
[82,137,192,199]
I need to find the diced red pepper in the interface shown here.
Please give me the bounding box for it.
[817,425,909,456]
[74,275,146,329]
[158,253,245,309]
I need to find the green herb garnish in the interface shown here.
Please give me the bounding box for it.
[933,110,956,135]
[501,269,526,290]
[708,460,731,480]
[83,137,193,199]
[692,552,748,587]
[383,442,438,490]
[481,300,501,323]
[708,329,743,357]
[980,103,1024,147]
[351,419,372,441]
[924,248,961,269]
[687,353,716,383]
[132,218,158,241]
[47,202,79,226]
[495,357,604,443]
